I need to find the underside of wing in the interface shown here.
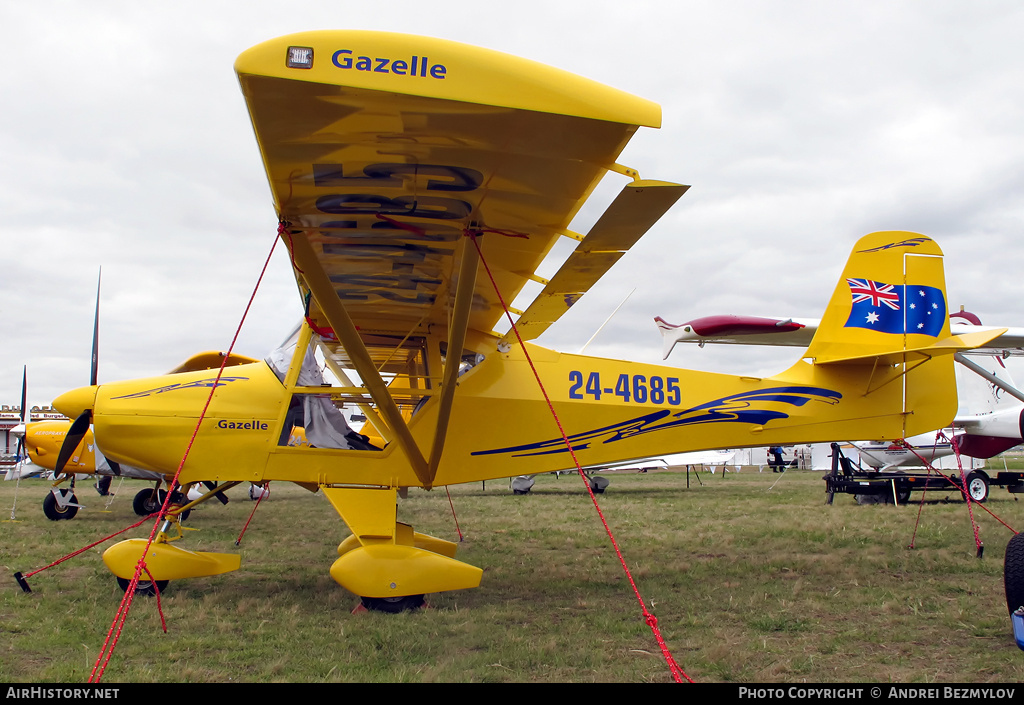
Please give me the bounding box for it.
[237,31,666,339]
[235,31,684,485]
[237,32,679,395]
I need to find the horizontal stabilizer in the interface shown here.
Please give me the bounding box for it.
[814,328,1007,365]
[502,180,688,345]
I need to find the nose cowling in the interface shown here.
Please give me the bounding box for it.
[53,385,99,419]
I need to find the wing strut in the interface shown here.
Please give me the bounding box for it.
[287,232,431,486]
[426,237,480,481]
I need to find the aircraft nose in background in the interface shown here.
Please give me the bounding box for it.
[53,385,98,419]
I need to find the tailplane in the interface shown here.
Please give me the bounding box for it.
[793,231,1005,440]
[804,232,1004,365]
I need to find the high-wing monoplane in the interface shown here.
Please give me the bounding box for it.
[41,31,1003,612]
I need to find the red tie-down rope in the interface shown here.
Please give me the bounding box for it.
[898,436,1017,554]
[88,235,280,683]
[236,483,270,546]
[13,514,156,592]
[466,231,691,683]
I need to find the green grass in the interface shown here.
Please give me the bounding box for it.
[1,468,1023,683]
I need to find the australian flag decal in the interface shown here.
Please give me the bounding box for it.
[844,279,945,336]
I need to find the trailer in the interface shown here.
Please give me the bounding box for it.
[824,442,1024,505]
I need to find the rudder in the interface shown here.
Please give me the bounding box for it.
[805,232,951,364]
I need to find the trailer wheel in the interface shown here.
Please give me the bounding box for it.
[1004,532,1024,614]
[965,472,989,503]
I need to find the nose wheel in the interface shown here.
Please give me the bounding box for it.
[43,490,80,521]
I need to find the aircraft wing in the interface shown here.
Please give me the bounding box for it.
[235,31,685,485]
[657,313,1024,358]
[237,31,684,344]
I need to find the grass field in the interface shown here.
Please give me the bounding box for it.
[2,467,1023,683]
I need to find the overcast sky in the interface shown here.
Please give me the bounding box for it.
[4,1,1024,408]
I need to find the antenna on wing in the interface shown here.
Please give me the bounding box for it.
[578,288,635,354]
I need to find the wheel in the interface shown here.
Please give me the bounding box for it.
[116,576,169,597]
[965,472,989,503]
[360,594,425,613]
[132,488,166,516]
[42,491,79,521]
[891,471,911,505]
[168,490,191,521]
[1004,532,1024,614]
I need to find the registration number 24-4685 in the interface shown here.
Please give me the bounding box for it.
[568,371,681,405]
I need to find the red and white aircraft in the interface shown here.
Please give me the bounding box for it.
[657,310,1024,463]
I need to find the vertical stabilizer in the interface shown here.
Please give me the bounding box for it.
[804,232,951,364]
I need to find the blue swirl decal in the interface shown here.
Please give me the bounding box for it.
[856,237,930,253]
[471,386,841,458]
[111,377,249,400]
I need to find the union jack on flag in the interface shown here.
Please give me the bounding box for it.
[843,279,945,337]
[847,279,901,311]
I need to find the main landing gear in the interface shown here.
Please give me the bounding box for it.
[116,576,169,596]
[132,486,192,520]
[360,594,426,613]
[102,482,244,597]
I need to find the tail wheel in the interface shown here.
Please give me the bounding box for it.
[116,576,169,597]
[966,472,989,503]
[42,491,79,521]
[360,594,425,613]
[1004,532,1024,614]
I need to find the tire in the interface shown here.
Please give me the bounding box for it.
[133,488,166,516]
[360,594,425,613]
[168,490,191,522]
[965,472,989,503]
[1004,532,1024,614]
[890,471,910,505]
[116,576,169,597]
[42,491,79,521]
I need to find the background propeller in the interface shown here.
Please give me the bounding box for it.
[52,269,121,477]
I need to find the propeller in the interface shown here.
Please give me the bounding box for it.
[52,409,91,478]
[52,269,121,477]
[4,368,28,481]
[16,366,26,461]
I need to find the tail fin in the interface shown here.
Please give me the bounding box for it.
[804,231,1004,365]
[796,231,1005,441]
[654,316,684,360]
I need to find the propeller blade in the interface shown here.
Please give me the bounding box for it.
[17,365,27,461]
[20,366,27,424]
[54,410,92,477]
[91,268,101,386]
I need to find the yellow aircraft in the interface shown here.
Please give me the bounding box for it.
[45,30,1001,612]
[21,351,259,520]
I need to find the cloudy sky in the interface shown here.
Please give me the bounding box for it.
[4,1,1024,408]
